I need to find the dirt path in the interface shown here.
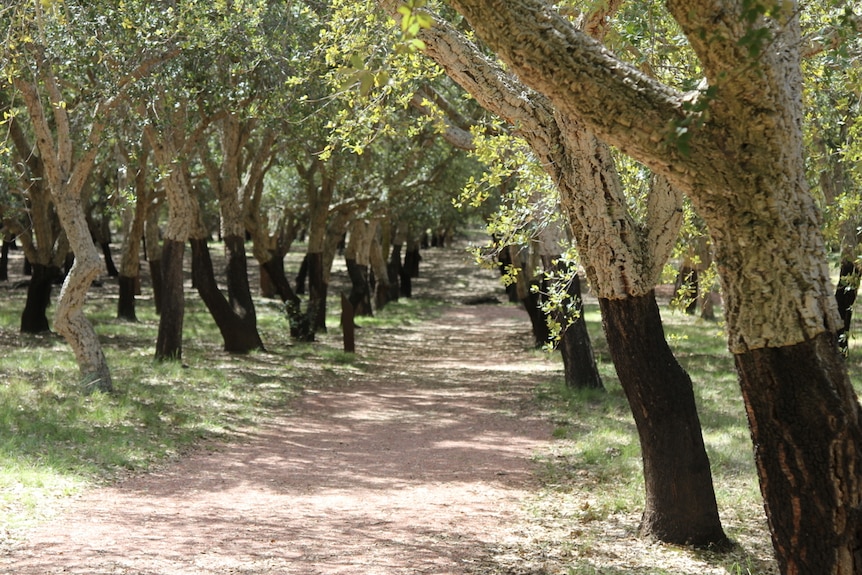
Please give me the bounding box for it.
[3,290,558,573]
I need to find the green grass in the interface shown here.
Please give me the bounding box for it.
[0,290,313,536]
[530,300,862,574]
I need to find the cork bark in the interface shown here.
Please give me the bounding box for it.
[14,75,112,392]
[442,1,862,572]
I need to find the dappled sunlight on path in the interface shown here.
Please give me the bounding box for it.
[3,300,559,574]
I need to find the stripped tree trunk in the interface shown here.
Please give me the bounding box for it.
[197,114,266,352]
[14,73,112,391]
[146,121,196,362]
[369,227,391,310]
[443,1,862,570]
[344,218,377,316]
[600,292,725,544]
[379,1,726,545]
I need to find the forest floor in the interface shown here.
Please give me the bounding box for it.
[0,243,776,574]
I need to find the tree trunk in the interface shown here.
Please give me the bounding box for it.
[20,263,60,334]
[149,258,163,315]
[190,237,264,353]
[154,238,185,361]
[344,219,376,316]
[346,258,373,316]
[223,235,261,332]
[556,272,603,390]
[0,238,10,281]
[117,142,151,322]
[117,275,138,321]
[509,245,549,347]
[735,333,862,575]
[835,259,859,356]
[295,254,308,295]
[388,243,403,302]
[100,241,119,278]
[404,242,421,278]
[341,293,356,353]
[523,287,550,347]
[496,245,521,303]
[307,251,328,333]
[599,292,726,546]
[370,232,390,310]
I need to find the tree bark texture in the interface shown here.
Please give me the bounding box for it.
[50,192,113,392]
[345,219,377,316]
[295,255,308,295]
[155,238,185,361]
[345,259,373,317]
[14,73,112,392]
[428,1,862,569]
[190,237,264,354]
[259,257,312,341]
[341,293,356,353]
[736,334,862,575]
[600,293,726,546]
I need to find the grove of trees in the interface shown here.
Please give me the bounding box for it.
[2,1,861,574]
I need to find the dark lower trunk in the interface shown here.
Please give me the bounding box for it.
[149,258,163,315]
[523,286,550,348]
[599,292,726,546]
[117,275,138,321]
[295,254,308,295]
[404,246,421,278]
[155,239,185,361]
[261,255,300,306]
[20,263,60,334]
[388,244,402,302]
[260,261,276,298]
[341,293,355,353]
[101,242,119,277]
[835,259,859,356]
[223,235,259,326]
[190,238,264,354]
[346,258,373,316]
[556,273,603,390]
[189,238,263,353]
[735,333,862,575]
[0,239,10,281]
[307,251,327,333]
